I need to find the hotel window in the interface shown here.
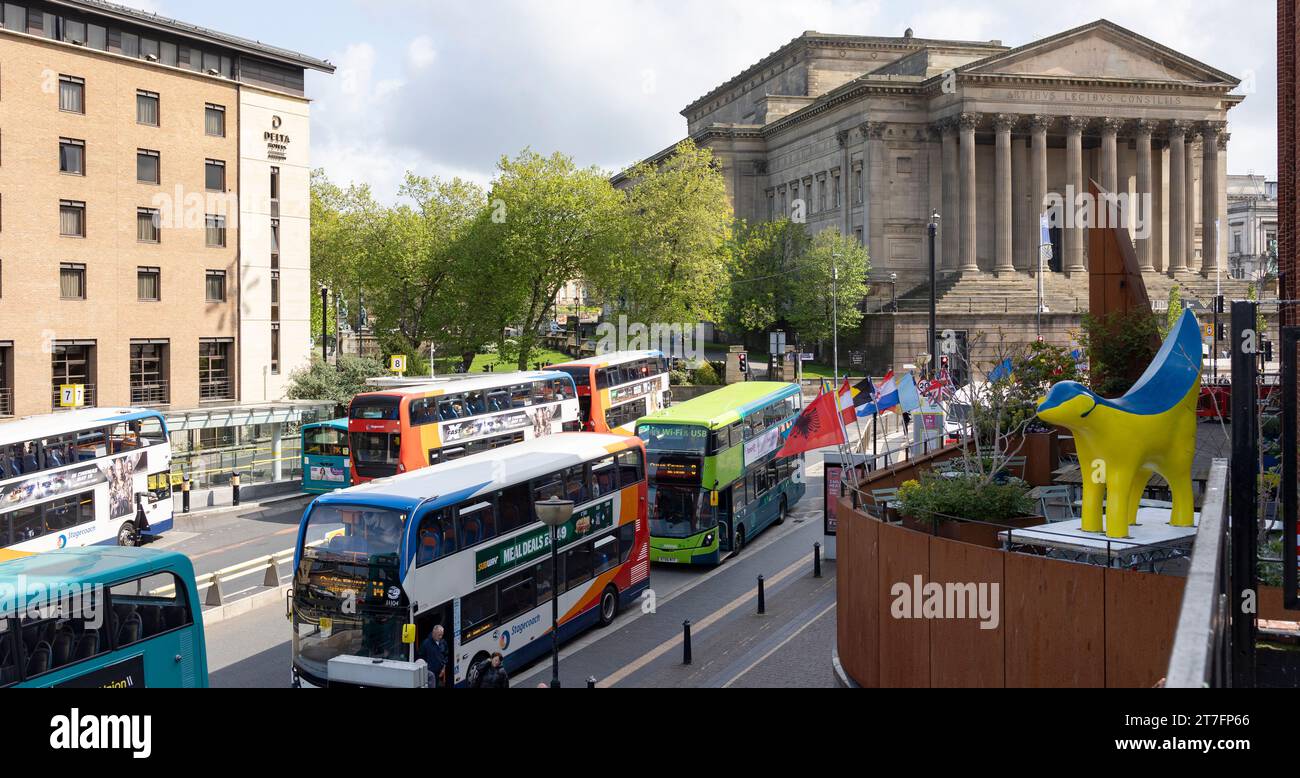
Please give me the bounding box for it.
[59,138,85,175]
[205,215,226,248]
[137,267,160,302]
[137,149,160,185]
[270,167,281,217]
[818,179,827,212]
[137,91,160,126]
[205,270,226,302]
[129,342,168,406]
[205,104,226,137]
[58,76,84,114]
[61,19,84,45]
[271,324,281,376]
[199,340,233,401]
[160,42,177,67]
[52,342,95,410]
[271,219,280,265]
[205,159,225,192]
[59,263,86,300]
[86,23,106,50]
[121,31,139,57]
[137,208,161,243]
[60,201,85,238]
[2,4,22,31]
[141,38,160,63]
[271,270,280,321]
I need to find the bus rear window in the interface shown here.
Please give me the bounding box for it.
[350,397,401,421]
[554,367,590,388]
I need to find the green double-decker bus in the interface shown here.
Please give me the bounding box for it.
[636,382,806,565]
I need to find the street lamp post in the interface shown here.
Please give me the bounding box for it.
[832,252,841,385]
[927,212,940,380]
[535,497,574,689]
[320,286,330,363]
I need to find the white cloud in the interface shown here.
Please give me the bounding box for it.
[407,35,436,70]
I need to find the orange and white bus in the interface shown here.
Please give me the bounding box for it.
[548,351,671,434]
[347,372,581,483]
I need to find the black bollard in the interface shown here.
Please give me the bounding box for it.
[182,476,191,514]
[587,677,597,689]
[682,620,693,665]
[757,575,766,615]
[814,543,822,579]
[231,473,241,507]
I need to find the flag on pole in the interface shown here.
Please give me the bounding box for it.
[777,390,846,458]
[856,372,900,417]
[987,358,1016,384]
[850,377,877,409]
[897,373,922,413]
[836,380,858,425]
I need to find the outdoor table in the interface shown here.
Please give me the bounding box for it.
[998,507,1200,572]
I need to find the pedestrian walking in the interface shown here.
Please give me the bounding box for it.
[420,625,448,688]
[473,652,510,689]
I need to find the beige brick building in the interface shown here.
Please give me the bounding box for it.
[620,20,1257,374]
[0,1,332,442]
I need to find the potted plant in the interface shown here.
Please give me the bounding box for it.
[1258,537,1297,623]
[896,473,1043,549]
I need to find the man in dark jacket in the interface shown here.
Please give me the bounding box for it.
[420,625,448,688]
[474,652,510,688]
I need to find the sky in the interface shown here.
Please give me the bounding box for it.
[133,0,1278,203]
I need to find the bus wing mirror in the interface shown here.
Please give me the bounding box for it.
[402,624,417,645]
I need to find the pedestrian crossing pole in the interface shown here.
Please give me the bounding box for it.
[1038,215,1053,341]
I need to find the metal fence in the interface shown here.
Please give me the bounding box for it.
[130,381,169,407]
[1165,460,1231,688]
[0,387,10,417]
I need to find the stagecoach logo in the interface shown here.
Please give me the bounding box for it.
[57,535,68,549]
[499,631,510,650]
[387,586,401,602]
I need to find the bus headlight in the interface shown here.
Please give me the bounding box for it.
[703,533,715,548]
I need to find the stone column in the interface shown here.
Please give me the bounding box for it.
[1185,136,1198,274]
[1166,124,1187,275]
[838,130,852,237]
[958,112,980,273]
[1217,130,1230,272]
[1064,116,1088,276]
[1012,133,1029,271]
[941,119,959,271]
[1201,121,1224,276]
[1030,115,1052,269]
[864,122,887,269]
[994,114,1016,276]
[1100,118,1121,195]
[1135,119,1155,271]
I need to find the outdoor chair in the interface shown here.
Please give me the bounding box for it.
[1032,486,1077,523]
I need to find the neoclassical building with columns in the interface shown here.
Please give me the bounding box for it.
[619,19,1251,373]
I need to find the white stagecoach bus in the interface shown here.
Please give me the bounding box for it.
[0,409,174,555]
[290,432,650,688]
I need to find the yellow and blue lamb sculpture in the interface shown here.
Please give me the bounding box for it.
[1036,308,1202,539]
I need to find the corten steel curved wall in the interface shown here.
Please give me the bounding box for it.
[836,498,1186,688]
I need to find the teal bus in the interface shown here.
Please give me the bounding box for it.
[636,382,806,565]
[303,418,352,494]
[0,547,208,688]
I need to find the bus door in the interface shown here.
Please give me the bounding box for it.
[416,601,454,688]
[718,487,737,553]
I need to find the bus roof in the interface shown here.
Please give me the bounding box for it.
[0,547,195,591]
[313,432,640,514]
[354,371,571,401]
[304,418,349,431]
[639,383,800,429]
[0,408,166,445]
[548,350,665,370]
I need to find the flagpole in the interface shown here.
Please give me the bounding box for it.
[832,380,863,501]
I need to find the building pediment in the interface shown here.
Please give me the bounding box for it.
[960,19,1238,87]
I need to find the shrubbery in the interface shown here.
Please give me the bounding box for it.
[897,473,1036,525]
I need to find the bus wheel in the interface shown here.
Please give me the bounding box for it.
[775,496,789,526]
[467,652,491,687]
[117,522,138,547]
[733,526,746,557]
[597,585,619,628]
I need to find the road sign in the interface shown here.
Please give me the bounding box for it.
[59,384,85,409]
[801,354,815,362]
[390,355,408,375]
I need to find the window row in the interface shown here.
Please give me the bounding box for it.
[59,141,226,190]
[55,264,227,302]
[408,378,577,427]
[49,73,227,136]
[1,419,164,484]
[592,358,668,390]
[733,458,800,513]
[706,395,801,453]
[458,522,636,643]
[415,448,645,566]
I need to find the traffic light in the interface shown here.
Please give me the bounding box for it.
[1217,324,1227,341]
[940,355,951,371]
[1265,340,1274,364]
[1215,295,1225,315]
[738,353,748,375]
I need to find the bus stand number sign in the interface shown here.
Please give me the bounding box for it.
[60,384,86,409]
[390,356,408,374]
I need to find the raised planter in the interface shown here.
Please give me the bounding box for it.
[935,515,1046,549]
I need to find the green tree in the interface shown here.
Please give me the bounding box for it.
[724,219,811,334]
[468,150,626,370]
[286,355,388,410]
[599,141,734,323]
[786,229,870,346]
[1079,309,1160,397]
[1162,285,1182,337]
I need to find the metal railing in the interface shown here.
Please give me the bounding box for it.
[199,378,234,402]
[0,387,11,417]
[1165,459,1231,688]
[130,381,169,406]
[49,384,96,411]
